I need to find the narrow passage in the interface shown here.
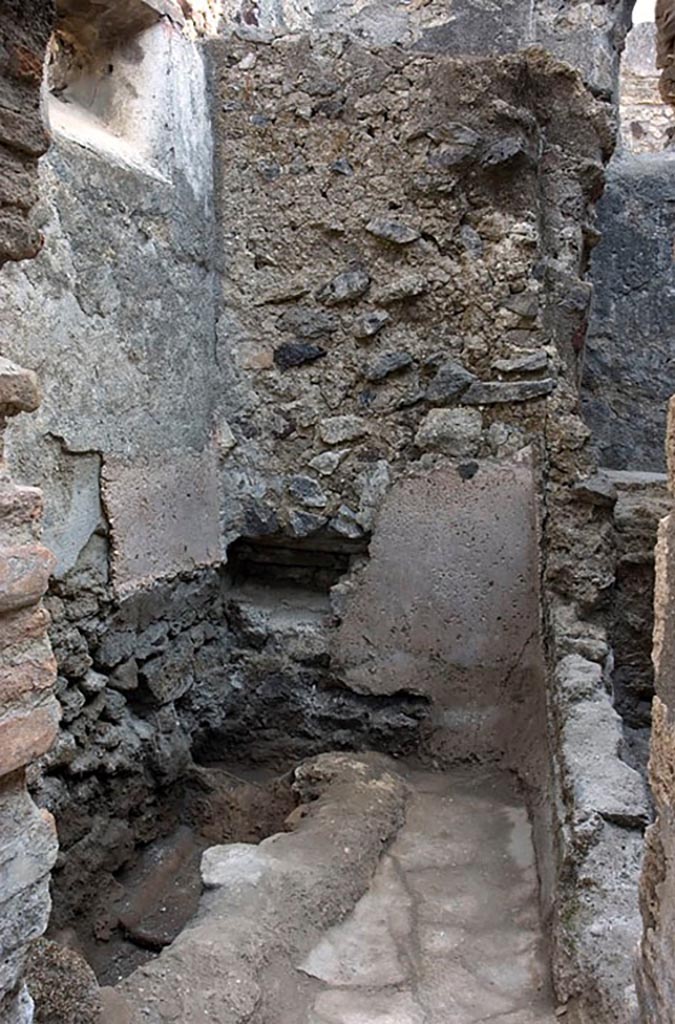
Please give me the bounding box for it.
[298,768,555,1024]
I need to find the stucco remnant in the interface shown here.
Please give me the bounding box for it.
[334,455,545,764]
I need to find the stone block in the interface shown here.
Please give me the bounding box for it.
[316,269,370,306]
[276,306,339,339]
[653,513,675,709]
[352,310,390,340]
[0,643,57,704]
[0,701,60,778]
[0,777,58,906]
[288,510,327,538]
[0,360,40,417]
[365,219,420,245]
[414,408,482,456]
[139,632,195,706]
[319,416,369,445]
[0,482,42,537]
[287,475,328,509]
[364,352,413,382]
[274,342,326,369]
[0,878,51,960]
[0,545,55,614]
[334,454,545,761]
[668,395,675,494]
[462,380,555,405]
[493,351,548,375]
[554,653,604,705]
[0,607,50,651]
[561,698,651,828]
[572,473,618,507]
[0,105,48,158]
[424,360,476,405]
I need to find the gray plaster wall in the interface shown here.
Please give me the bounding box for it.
[583,155,675,473]
[0,20,222,591]
[334,453,546,764]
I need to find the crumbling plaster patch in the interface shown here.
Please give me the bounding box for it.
[334,453,545,764]
[1,17,220,588]
[102,446,222,595]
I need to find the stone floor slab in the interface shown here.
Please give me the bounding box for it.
[301,767,556,1024]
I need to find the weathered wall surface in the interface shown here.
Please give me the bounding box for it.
[0,368,60,1024]
[583,155,675,473]
[1,18,221,592]
[656,0,675,105]
[219,0,633,94]
[0,1,54,266]
[0,2,654,1021]
[0,5,61,1022]
[210,35,606,742]
[208,31,649,1020]
[334,455,545,764]
[0,8,232,975]
[609,470,670,732]
[637,398,675,1022]
[620,21,672,153]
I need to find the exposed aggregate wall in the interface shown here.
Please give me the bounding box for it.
[0,1,663,1021]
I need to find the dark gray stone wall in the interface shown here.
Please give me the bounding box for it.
[583,154,675,473]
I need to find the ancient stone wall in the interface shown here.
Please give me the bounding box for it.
[218,0,633,95]
[0,8,231,943]
[656,0,675,104]
[0,1,54,264]
[208,28,649,1019]
[637,397,675,1021]
[620,21,672,152]
[583,156,675,474]
[609,470,670,733]
[210,34,602,743]
[0,4,61,1021]
[0,2,654,1020]
[0,365,59,1024]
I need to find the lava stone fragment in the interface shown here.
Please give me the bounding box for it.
[331,156,354,176]
[425,360,476,405]
[317,269,371,306]
[277,306,339,339]
[365,219,420,245]
[287,475,328,508]
[243,501,279,537]
[492,351,548,375]
[364,351,413,382]
[480,135,529,168]
[289,510,328,538]
[501,292,539,320]
[462,379,555,404]
[274,342,327,370]
[353,310,390,340]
